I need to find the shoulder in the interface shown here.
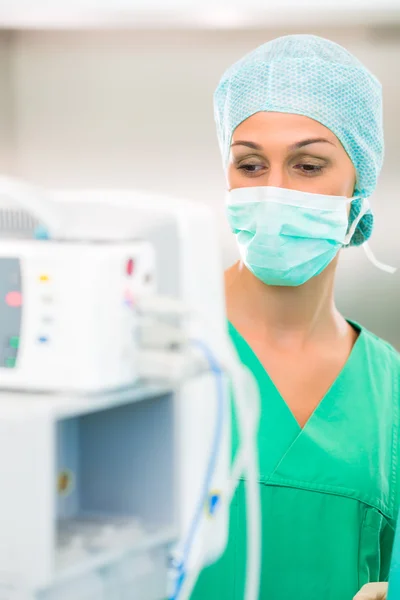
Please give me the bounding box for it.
[358,324,400,435]
[357,326,400,520]
[360,325,400,370]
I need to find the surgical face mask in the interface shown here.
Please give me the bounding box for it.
[226,186,369,287]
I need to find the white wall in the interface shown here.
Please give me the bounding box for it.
[0,32,16,173]
[4,26,400,344]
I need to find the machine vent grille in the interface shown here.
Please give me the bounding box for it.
[0,197,41,239]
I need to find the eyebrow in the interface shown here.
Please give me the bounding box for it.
[231,138,335,151]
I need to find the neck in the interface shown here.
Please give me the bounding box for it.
[225,259,348,348]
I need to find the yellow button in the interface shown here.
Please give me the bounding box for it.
[39,274,49,282]
[57,470,74,496]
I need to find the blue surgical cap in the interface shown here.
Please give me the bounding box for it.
[214,34,384,246]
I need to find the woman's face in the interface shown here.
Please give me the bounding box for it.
[227,112,356,198]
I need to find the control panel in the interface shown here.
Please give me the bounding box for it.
[0,258,22,370]
[0,240,155,393]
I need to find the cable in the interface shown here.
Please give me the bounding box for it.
[176,349,261,600]
[223,354,261,600]
[135,296,261,600]
[169,338,225,600]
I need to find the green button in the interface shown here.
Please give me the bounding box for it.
[9,336,19,349]
[4,357,16,368]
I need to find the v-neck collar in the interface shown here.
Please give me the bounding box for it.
[228,319,365,433]
[228,320,397,515]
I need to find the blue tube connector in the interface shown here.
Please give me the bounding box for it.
[34,225,50,240]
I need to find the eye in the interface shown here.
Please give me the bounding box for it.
[293,163,324,175]
[238,163,265,174]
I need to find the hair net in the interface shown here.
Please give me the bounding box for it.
[214,34,384,246]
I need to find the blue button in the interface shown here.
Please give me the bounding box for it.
[208,493,220,516]
[38,336,49,344]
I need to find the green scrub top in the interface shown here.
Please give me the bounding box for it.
[192,321,400,600]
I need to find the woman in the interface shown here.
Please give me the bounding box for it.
[193,35,399,600]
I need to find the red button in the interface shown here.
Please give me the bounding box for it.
[5,291,22,308]
[126,259,134,276]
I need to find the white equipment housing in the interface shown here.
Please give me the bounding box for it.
[0,184,233,600]
[0,240,155,392]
